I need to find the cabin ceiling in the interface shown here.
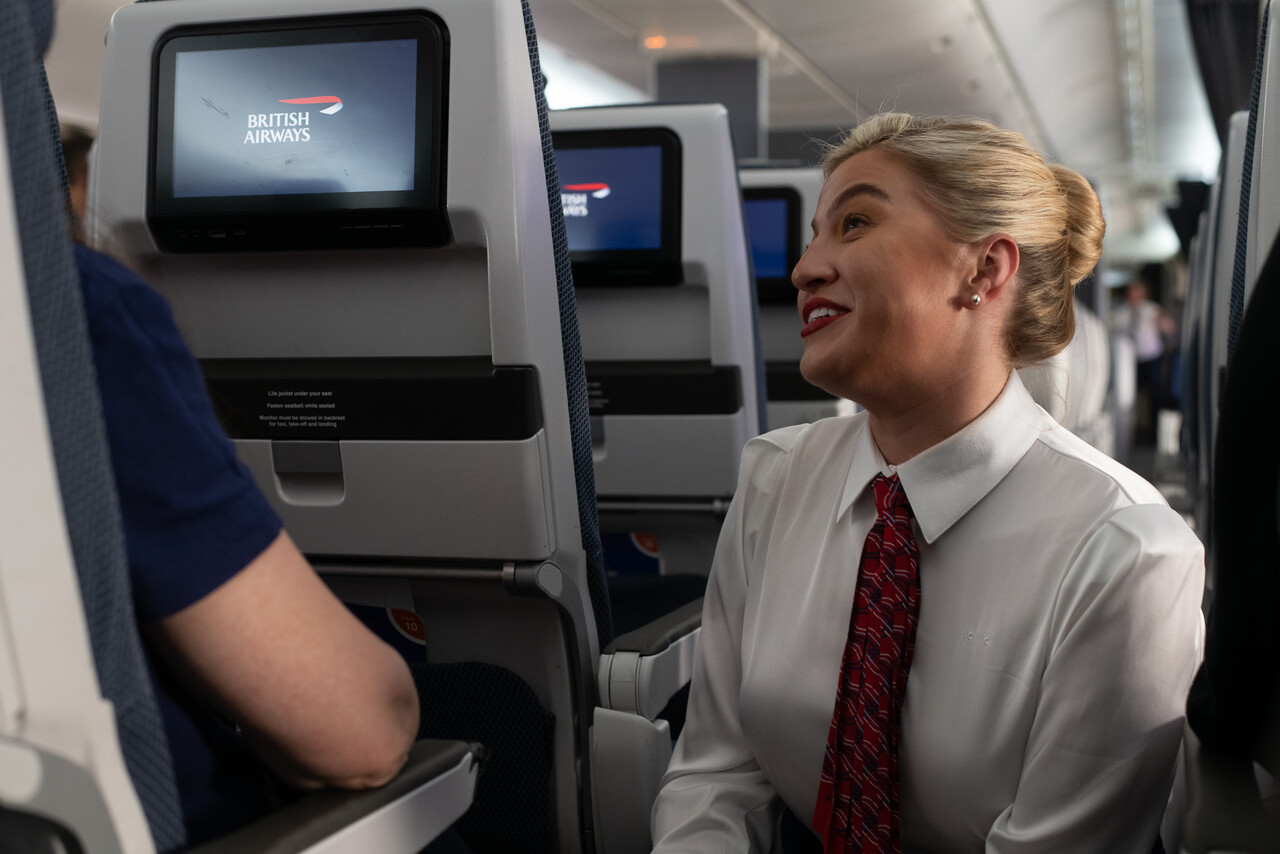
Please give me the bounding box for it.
[529,0,1227,265]
[45,0,1229,265]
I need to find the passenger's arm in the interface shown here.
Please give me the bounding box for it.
[151,530,420,790]
[650,440,788,852]
[985,504,1205,853]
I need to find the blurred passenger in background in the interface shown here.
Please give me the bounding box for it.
[1113,277,1176,445]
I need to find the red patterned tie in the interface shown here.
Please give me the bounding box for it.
[812,473,922,853]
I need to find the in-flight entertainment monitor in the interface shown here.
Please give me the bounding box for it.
[742,186,802,304]
[552,127,682,285]
[150,14,449,252]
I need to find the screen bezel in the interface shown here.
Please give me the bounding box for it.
[149,13,449,252]
[552,126,683,286]
[743,186,802,304]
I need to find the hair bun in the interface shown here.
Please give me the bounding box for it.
[1050,164,1105,286]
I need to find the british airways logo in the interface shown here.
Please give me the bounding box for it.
[279,95,344,115]
[565,182,611,199]
[243,96,343,144]
[562,182,611,217]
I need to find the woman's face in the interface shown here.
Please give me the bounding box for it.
[792,148,981,410]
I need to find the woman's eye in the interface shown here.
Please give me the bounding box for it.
[842,214,867,233]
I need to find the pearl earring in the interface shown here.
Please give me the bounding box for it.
[970,294,981,307]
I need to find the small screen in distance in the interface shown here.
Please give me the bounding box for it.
[744,196,791,280]
[557,145,663,252]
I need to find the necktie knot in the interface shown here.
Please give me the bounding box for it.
[872,473,911,518]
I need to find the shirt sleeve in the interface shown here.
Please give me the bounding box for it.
[650,434,796,853]
[985,502,1205,853]
[75,245,282,621]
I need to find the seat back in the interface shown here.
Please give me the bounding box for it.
[1178,186,1215,519]
[1197,0,1272,552]
[1196,111,1252,550]
[1018,299,1113,453]
[91,1,608,850]
[1241,0,1280,346]
[738,165,846,429]
[0,0,183,849]
[1182,110,1280,854]
[1180,6,1280,848]
[551,104,762,501]
[1063,302,1111,448]
[549,103,763,578]
[1108,330,1137,464]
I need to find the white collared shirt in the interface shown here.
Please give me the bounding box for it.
[651,372,1205,853]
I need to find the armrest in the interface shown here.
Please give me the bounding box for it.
[187,739,480,854]
[599,598,702,720]
[1180,722,1280,853]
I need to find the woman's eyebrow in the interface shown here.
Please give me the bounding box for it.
[811,182,892,233]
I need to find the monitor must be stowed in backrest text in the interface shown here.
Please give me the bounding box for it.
[552,126,682,286]
[149,13,449,252]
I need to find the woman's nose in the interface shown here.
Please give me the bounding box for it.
[792,240,831,293]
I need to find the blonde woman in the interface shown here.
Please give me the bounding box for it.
[651,113,1204,853]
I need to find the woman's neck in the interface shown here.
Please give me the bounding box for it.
[866,364,1011,465]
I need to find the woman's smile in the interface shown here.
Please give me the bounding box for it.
[800,297,850,337]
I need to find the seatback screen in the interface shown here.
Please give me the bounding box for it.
[552,126,682,285]
[171,40,417,198]
[558,145,663,252]
[744,197,790,278]
[743,186,802,303]
[151,14,448,251]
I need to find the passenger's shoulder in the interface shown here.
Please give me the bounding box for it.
[74,244,146,293]
[74,244,179,343]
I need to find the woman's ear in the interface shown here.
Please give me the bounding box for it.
[970,233,1019,304]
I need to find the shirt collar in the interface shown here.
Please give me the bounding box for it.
[838,372,1049,544]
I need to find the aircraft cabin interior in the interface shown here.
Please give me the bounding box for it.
[1,0,1278,851]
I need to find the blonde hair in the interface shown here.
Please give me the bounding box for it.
[822,113,1105,368]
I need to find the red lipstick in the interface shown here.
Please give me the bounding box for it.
[800,298,849,338]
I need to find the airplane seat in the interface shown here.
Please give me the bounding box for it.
[548,103,761,851]
[1017,298,1112,454]
[407,660,556,852]
[1178,208,1212,514]
[1243,0,1280,338]
[1180,153,1280,854]
[1193,111,1250,555]
[1,0,479,851]
[549,103,764,591]
[1109,329,1137,464]
[1178,5,1280,850]
[737,165,848,429]
[1201,0,1279,537]
[0,0,184,847]
[1066,300,1114,455]
[90,2,698,851]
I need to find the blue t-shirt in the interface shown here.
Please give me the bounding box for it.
[76,244,284,846]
